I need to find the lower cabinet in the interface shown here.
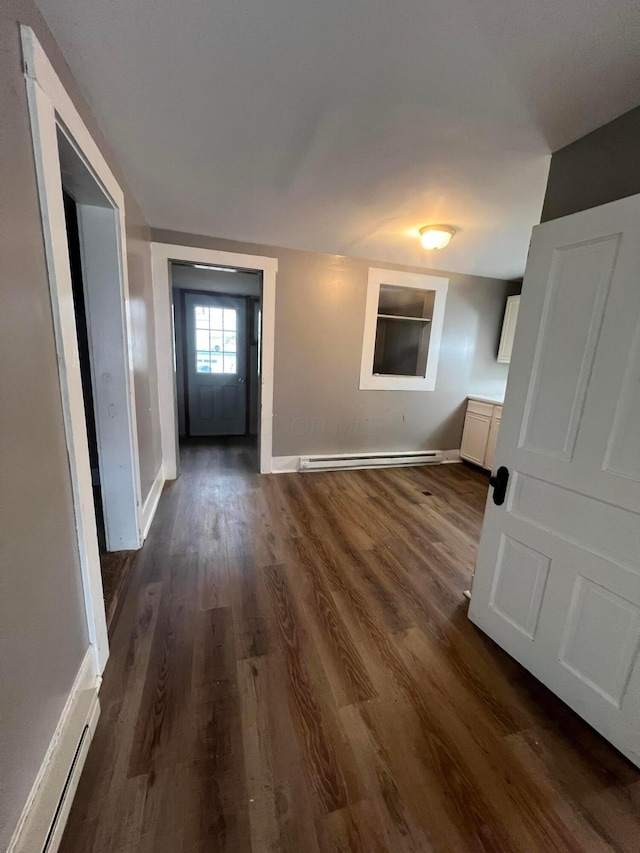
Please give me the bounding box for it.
[460,398,502,471]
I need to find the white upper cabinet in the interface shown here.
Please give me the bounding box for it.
[497,294,520,363]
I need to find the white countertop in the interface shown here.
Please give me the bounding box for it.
[467,394,504,406]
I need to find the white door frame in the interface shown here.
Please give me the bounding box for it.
[22,27,143,672]
[151,243,278,475]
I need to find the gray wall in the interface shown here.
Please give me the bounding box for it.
[153,230,516,457]
[541,105,640,222]
[0,3,160,846]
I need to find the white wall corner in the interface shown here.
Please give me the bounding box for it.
[7,647,101,853]
[141,464,165,541]
[442,449,462,463]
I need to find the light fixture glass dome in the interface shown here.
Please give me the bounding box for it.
[419,225,456,250]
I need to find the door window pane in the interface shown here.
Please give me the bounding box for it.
[195,305,239,374]
[210,331,224,352]
[197,353,213,373]
[195,306,209,329]
[209,354,224,373]
[196,329,209,351]
[209,307,223,329]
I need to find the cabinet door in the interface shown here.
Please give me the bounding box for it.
[460,412,491,466]
[497,295,520,363]
[484,408,502,471]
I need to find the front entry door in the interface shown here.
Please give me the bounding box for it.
[185,292,247,436]
[469,194,640,768]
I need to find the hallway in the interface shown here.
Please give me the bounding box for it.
[60,441,640,852]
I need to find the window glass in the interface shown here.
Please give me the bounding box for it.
[195,305,238,374]
[195,306,209,329]
[210,330,224,352]
[209,354,224,373]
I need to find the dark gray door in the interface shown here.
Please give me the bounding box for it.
[185,292,247,436]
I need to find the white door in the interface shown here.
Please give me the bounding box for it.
[483,407,502,472]
[185,292,247,436]
[469,194,640,768]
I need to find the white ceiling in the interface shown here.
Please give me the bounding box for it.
[36,0,640,279]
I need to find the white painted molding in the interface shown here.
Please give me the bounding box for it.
[7,648,101,853]
[497,294,521,364]
[271,455,300,473]
[359,267,449,391]
[271,449,461,473]
[141,464,165,541]
[21,25,139,672]
[151,242,278,475]
[76,203,142,550]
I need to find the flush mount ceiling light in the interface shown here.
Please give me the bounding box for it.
[419,225,456,250]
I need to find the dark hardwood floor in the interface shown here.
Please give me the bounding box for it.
[101,549,137,632]
[60,439,640,852]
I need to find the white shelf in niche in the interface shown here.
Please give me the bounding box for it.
[359,268,449,391]
[376,314,432,323]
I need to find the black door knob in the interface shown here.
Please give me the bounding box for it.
[489,466,509,506]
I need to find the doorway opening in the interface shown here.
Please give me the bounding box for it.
[172,262,262,466]
[62,189,106,552]
[151,243,277,477]
[56,127,143,623]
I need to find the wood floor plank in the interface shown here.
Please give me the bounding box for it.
[227,518,271,661]
[316,799,391,853]
[263,563,362,815]
[128,554,198,777]
[283,540,377,707]
[237,655,281,853]
[254,651,323,853]
[339,703,434,852]
[59,439,640,853]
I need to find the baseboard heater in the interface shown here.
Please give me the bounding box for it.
[298,450,444,472]
[43,724,90,853]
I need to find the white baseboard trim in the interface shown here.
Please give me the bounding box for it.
[8,646,101,853]
[270,449,462,474]
[140,464,165,541]
[270,455,299,473]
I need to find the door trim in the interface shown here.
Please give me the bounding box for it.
[21,26,144,672]
[151,243,278,474]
